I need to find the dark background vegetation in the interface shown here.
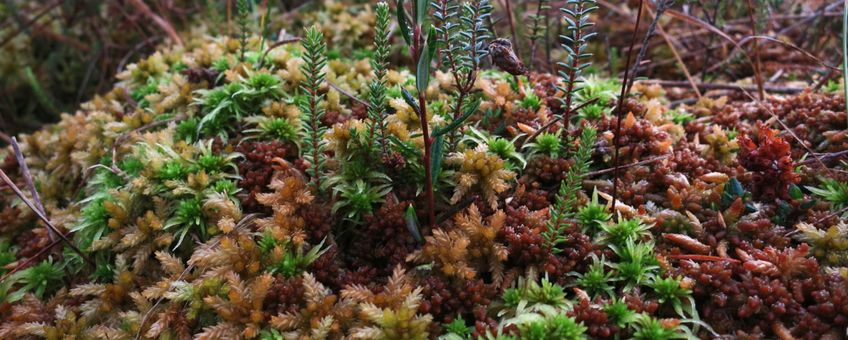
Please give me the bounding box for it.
[0,0,842,138]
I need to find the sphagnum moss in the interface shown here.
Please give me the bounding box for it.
[0,1,846,339]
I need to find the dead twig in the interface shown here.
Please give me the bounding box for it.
[649,7,701,98]
[639,80,806,94]
[584,154,670,177]
[10,137,52,241]
[0,238,61,284]
[0,169,94,267]
[708,35,842,74]
[611,0,646,218]
[800,149,848,165]
[126,0,184,46]
[812,206,848,225]
[517,98,600,149]
[258,37,301,69]
[327,80,371,109]
[0,0,61,50]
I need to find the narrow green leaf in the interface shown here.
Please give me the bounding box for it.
[426,25,438,61]
[404,205,423,243]
[416,44,431,94]
[397,0,412,46]
[415,0,427,24]
[432,96,480,137]
[430,134,445,181]
[401,87,421,115]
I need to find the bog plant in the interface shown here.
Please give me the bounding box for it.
[0,0,842,339]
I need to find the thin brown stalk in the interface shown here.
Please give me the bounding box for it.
[0,169,94,267]
[518,98,600,149]
[709,35,842,74]
[610,0,645,218]
[745,0,765,100]
[0,0,61,49]
[501,0,519,49]
[327,80,371,109]
[10,138,52,241]
[639,80,805,94]
[652,12,701,98]
[258,37,302,69]
[412,24,436,228]
[126,0,184,46]
[584,154,669,177]
[0,238,61,284]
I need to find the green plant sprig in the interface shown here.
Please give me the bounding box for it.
[368,2,392,155]
[542,125,596,253]
[526,0,550,70]
[299,26,329,194]
[237,0,252,61]
[557,0,598,130]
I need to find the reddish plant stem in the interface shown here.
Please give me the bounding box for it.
[310,98,321,192]
[413,25,437,228]
[610,0,645,218]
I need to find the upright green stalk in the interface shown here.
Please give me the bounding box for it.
[237,0,251,61]
[526,0,550,70]
[557,0,598,130]
[542,125,596,253]
[299,26,329,193]
[368,3,392,155]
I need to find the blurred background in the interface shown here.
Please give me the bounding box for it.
[1,0,842,137]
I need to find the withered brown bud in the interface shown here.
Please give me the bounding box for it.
[488,38,527,76]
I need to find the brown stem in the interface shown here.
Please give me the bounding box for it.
[310,92,322,192]
[0,238,61,284]
[639,80,805,94]
[126,0,184,46]
[518,98,600,149]
[501,0,518,49]
[611,0,645,219]
[258,37,302,69]
[10,138,52,241]
[0,169,94,267]
[413,25,436,228]
[651,11,701,98]
[745,0,765,100]
[420,90,436,228]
